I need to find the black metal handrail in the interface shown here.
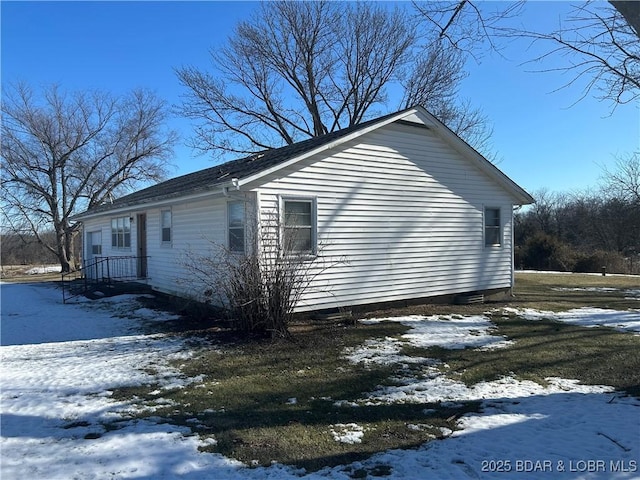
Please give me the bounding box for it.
[61,255,148,303]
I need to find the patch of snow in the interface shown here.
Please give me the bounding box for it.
[330,423,365,444]
[362,374,614,406]
[2,283,639,479]
[552,286,619,293]
[360,315,513,350]
[625,289,640,300]
[344,336,431,367]
[0,283,178,346]
[503,307,640,334]
[517,270,638,278]
[24,265,62,274]
[552,286,640,300]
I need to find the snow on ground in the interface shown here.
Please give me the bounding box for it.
[361,314,514,350]
[24,265,63,275]
[0,282,181,346]
[344,315,512,368]
[551,287,640,300]
[503,307,640,334]
[1,282,639,479]
[330,424,365,444]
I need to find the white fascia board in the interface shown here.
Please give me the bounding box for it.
[71,185,230,222]
[236,108,422,188]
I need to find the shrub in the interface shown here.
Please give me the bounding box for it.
[183,210,338,337]
[572,250,628,274]
[519,233,574,271]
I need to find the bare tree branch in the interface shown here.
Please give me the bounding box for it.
[1,83,177,271]
[600,151,640,203]
[521,2,640,105]
[412,0,525,58]
[176,1,492,159]
[413,1,639,106]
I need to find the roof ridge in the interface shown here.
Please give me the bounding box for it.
[80,108,415,215]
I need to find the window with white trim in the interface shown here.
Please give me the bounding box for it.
[111,216,131,249]
[161,209,172,244]
[282,198,316,254]
[484,207,501,246]
[228,201,245,253]
[89,231,102,255]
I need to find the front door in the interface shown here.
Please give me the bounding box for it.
[136,213,147,278]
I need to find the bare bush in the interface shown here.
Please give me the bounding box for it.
[183,210,338,337]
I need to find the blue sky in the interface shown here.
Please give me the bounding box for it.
[2,1,638,197]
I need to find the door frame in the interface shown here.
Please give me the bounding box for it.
[136,213,147,278]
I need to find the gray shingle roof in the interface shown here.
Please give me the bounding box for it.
[82,110,405,215]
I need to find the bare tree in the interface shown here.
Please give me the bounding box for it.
[413,0,526,56]
[1,83,177,272]
[176,1,491,158]
[414,1,639,106]
[0,232,59,266]
[526,188,564,235]
[523,2,639,105]
[601,151,640,203]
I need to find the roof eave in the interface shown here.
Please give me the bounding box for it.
[71,182,235,222]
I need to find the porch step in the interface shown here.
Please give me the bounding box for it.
[85,281,152,300]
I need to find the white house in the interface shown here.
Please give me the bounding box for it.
[73,106,534,312]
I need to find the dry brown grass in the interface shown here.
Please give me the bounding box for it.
[109,271,640,471]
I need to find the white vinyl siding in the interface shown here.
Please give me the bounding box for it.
[148,198,227,296]
[255,122,517,312]
[80,121,520,312]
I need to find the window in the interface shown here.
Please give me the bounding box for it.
[161,210,172,244]
[484,207,501,246]
[111,216,131,248]
[283,198,315,254]
[88,231,102,256]
[228,201,245,253]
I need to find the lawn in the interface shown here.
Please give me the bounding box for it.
[1,271,638,479]
[110,272,640,473]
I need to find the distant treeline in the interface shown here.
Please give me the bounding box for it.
[515,192,640,274]
[2,233,64,266]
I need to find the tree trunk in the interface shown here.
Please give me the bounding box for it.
[56,227,76,273]
[58,256,73,273]
[65,229,77,272]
